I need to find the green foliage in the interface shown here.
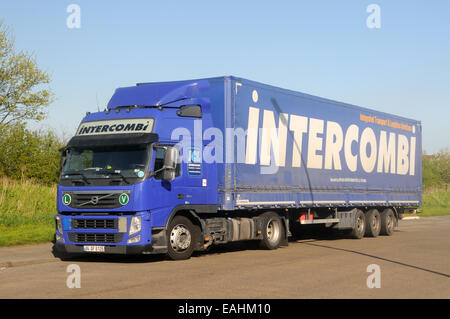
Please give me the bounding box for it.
[0,177,56,227]
[0,177,56,246]
[0,123,64,185]
[0,224,55,246]
[0,21,54,125]
[422,185,450,208]
[413,150,450,216]
[422,149,450,188]
[419,184,450,216]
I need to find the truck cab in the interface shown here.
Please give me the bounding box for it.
[54,79,220,259]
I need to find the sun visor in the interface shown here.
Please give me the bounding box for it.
[66,133,159,149]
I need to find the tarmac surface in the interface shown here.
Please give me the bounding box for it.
[0,216,449,298]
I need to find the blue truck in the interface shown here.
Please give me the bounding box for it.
[53,76,422,260]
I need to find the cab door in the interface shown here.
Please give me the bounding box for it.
[148,145,215,211]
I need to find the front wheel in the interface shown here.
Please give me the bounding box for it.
[166,216,195,260]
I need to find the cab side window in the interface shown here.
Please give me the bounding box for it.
[153,147,181,180]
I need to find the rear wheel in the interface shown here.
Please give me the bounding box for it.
[259,212,284,250]
[380,208,395,236]
[349,209,366,239]
[166,216,195,260]
[364,209,381,237]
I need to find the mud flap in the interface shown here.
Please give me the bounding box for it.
[280,217,289,246]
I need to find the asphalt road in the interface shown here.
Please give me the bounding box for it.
[0,216,449,299]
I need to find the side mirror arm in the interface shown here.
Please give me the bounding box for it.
[148,166,167,178]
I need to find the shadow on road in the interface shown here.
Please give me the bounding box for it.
[53,252,167,264]
[51,243,167,264]
[50,228,347,263]
[50,227,446,277]
[51,241,263,264]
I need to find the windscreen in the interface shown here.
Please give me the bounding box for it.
[62,145,149,179]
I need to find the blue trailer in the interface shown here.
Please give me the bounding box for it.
[54,76,422,260]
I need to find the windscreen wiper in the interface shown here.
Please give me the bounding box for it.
[99,169,130,184]
[62,172,91,185]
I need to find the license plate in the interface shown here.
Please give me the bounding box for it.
[83,245,105,252]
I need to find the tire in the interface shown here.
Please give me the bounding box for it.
[166,216,195,260]
[380,208,395,236]
[364,209,381,237]
[259,212,285,250]
[349,209,366,239]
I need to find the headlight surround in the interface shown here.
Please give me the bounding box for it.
[129,216,142,236]
[55,233,64,243]
[55,216,63,235]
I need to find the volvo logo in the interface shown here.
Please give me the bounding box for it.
[79,193,115,207]
[90,196,99,205]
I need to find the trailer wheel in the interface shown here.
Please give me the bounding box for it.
[380,208,395,236]
[166,216,195,260]
[259,212,284,250]
[364,209,381,237]
[349,209,366,239]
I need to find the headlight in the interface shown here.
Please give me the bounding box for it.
[129,216,142,236]
[55,216,63,235]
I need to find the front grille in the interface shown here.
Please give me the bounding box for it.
[68,233,123,243]
[72,219,117,229]
[64,191,130,209]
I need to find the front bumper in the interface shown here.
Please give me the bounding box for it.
[54,212,169,255]
[53,243,167,255]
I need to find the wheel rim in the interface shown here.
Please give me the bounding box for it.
[266,218,281,245]
[356,215,365,233]
[372,214,380,231]
[387,214,393,231]
[170,224,192,252]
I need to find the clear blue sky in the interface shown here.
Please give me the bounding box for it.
[1,0,449,153]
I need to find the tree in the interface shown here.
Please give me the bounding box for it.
[0,123,63,184]
[422,149,450,188]
[0,21,53,125]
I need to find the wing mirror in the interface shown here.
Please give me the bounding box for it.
[150,145,179,181]
[59,147,68,172]
[162,146,179,181]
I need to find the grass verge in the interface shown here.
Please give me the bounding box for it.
[0,177,56,246]
[0,224,54,247]
[417,185,450,217]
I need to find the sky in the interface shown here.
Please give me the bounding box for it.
[0,0,449,153]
